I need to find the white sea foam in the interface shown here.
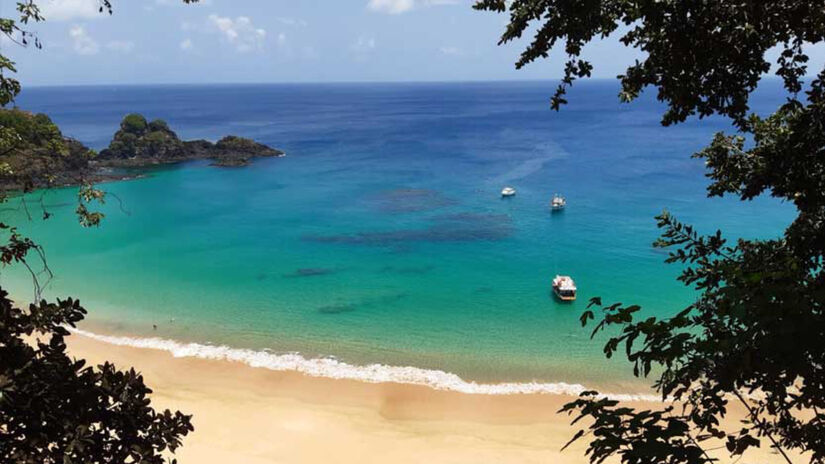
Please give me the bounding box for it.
[70,328,661,401]
[489,139,569,185]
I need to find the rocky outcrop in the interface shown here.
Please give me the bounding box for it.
[0,109,96,190]
[96,114,283,167]
[0,110,284,191]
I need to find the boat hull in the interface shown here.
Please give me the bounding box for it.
[552,287,576,301]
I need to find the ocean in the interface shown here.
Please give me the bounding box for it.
[2,80,793,394]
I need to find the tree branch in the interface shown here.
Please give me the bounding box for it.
[733,390,794,464]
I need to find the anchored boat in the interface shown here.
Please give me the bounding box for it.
[550,193,566,211]
[501,186,516,197]
[552,275,577,301]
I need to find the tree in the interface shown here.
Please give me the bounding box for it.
[0,291,193,464]
[121,113,149,134]
[1,2,197,462]
[475,1,825,463]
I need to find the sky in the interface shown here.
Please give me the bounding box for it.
[0,0,823,87]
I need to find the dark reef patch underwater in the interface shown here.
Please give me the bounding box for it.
[317,292,408,315]
[369,188,456,213]
[3,81,795,384]
[304,212,513,247]
[283,268,339,278]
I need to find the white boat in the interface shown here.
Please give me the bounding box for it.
[552,275,577,301]
[501,186,516,197]
[550,193,566,210]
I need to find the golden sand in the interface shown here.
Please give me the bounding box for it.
[65,333,791,464]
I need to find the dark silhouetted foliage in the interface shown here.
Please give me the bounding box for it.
[0,108,94,190]
[0,289,194,464]
[475,0,825,128]
[1,2,199,463]
[477,1,825,463]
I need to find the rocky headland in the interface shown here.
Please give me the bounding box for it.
[0,109,283,190]
[97,113,283,168]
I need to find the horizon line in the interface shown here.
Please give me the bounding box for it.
[19,75,786,90]
[20,77,589,89]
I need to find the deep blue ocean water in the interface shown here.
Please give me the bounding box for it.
[2,80,794,390]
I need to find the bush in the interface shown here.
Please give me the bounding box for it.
[120,113,148,134]
[0,290,194,463]
[148,119,169,132]
[0,108,67,155]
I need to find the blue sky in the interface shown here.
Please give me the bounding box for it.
[1,0,823,86]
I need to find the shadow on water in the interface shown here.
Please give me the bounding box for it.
[317,303,358,314]
[283,267,339,278]
[304,212,514,247]
[379,264,435,275]
[317,292,408,315]
[368,188,456,214]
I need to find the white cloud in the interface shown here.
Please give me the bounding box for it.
[367,0,459,14]
[156,0,211,5]
[368,0,414,14]
[350,36,376,61]
[270,32,319,62]
[41,0,103,22]
[69,25,99,55]
[180,38,194,51]
[275,17,308,27]
[106,40,134,53]
[351,36,376,53]
[439,46,462,56]
[207,14,266,53]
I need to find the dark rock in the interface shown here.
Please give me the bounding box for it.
[209,158,250,168]
[0,110,284,191]
[0,109,96,190]
[96,113,283,168]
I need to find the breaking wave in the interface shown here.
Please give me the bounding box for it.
[71,328,660,401]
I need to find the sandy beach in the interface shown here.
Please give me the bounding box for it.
[65,331,790,464]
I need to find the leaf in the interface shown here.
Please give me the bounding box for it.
[561,429,585,451]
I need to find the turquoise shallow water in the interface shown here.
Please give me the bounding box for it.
[2,81,794,389]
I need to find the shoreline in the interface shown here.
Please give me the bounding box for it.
[66,330,594,463]
[71,326,659,400]
[64,328,790,464]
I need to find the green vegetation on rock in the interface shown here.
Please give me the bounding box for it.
[102,114,184,161]
[1,3,200,464]
[0,108,93,189]
[98,113,283,167]
[148,119,169,132]
[120,113,148,134]
[0,111,282,189]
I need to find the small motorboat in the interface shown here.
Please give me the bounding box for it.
[550,193,566,211]
[552,275,577,301]
[501,186,517,197]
